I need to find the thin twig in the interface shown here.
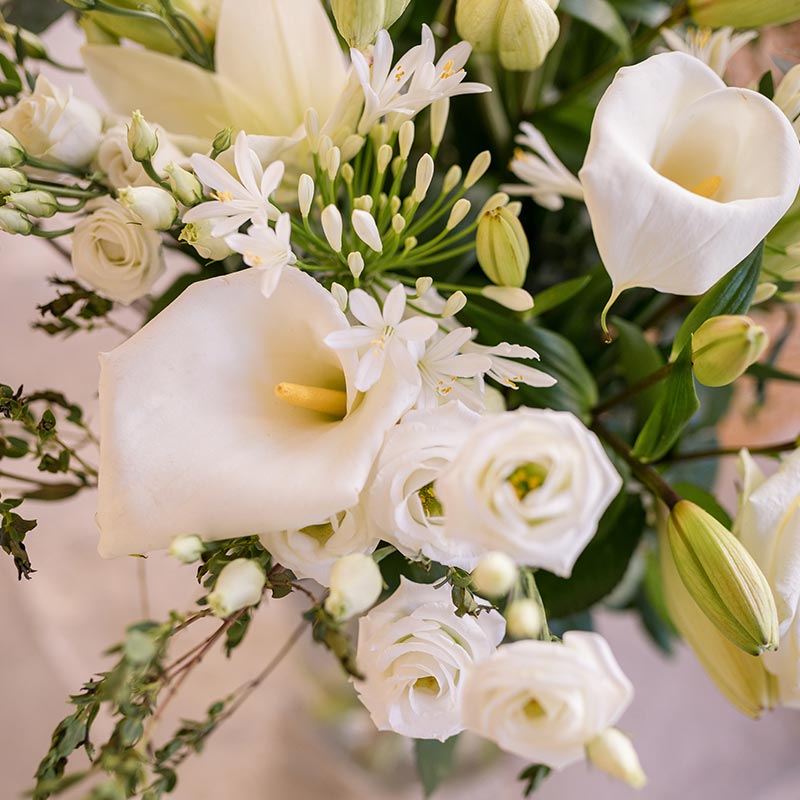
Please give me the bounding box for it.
[665,438,799,463]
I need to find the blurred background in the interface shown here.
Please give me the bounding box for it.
[2,12,800,800]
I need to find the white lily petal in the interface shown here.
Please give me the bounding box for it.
[97,269,417,557]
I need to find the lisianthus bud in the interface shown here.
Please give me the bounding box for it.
[0,168,27,196]
[667,500,779,655]
[7,190,58,218]
[0,129,25,167]
[332,0,411,48]
[0,23,48,60]
[164,162,202,206]
[471,552,518,597]
[207,558,266,618]
[0,206,32,234]
[477,205,530,287]
[455,0,560,71]
[324,552,383,620]
[505,598,543,639]
[212,127,232,156]
[118,186,178,231]
[168,534,204,564]
[127,110,158,162]
[587,729,647,789]
[689,0,800,27]
[692,315,768,387]
[179,219,234,261]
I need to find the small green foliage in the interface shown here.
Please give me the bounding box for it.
[0,492,35,578]
[519,764,552,796]
[415,736,460,798]
[304,604,363,679]
[35,278,115,336]
[444,566,495,618]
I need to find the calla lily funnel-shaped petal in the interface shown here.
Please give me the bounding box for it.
[580,52,800,313]
[97,268,417,557]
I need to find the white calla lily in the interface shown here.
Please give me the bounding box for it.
[579,52,800,329]
[97,268,418,557]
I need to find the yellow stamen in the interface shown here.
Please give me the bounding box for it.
[689,175,723,200]
[414,676,440,693]
[440,59,455,80]
[523,698,546,720]
[212,190,234,202]
[274,382,347,418]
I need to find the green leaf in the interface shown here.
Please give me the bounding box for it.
[415,736,459,798]
[559,0,632,58]
[537,491,645,618]
[611,316,665,422]
[610,0,671,25]
[632,346,699,463]
[757,70,775,100]
[670,243,763,359]
[4,0,68,33]
[530,276,591,317]
[519,764,552,796]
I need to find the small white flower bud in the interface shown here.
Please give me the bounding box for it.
[8,190,58,218]
[392,213,406,233]
[324,553,383,621]
[389,195,402,215]
[354,194,374,212]
[505,598,543,639]
[340,134,365,162]
[415,276,433,296]
[0,129,25,168]
[0,168,27,195]
[587,729,647,789]
[207,558,266,618]
[305,107,320,153]
[752,282,778,305]
[321,204,344,252]
[340,163,355,185]
[447,198,471,230]
[331,281,349,310]
[471,552,518,598]
[399,120,415,160]
[352,209,383,252]
[481,285,534,311]
[443,164,462,194]
[0,206,32,234]
[403,236,418,252]
[318,135,333,166]
[169,534,204,564]
[442,290,467,318]
[179,219,234,261]
[371,123,390,149]
[430,97,450,148]
[464,150,492,188]
[414,153,435,203]
[377,143,393,174]
[164,162,203,206]
[326,146,341,180]
[127,110,159,162]
[348,251,365,279]
[118,186,178,231]
[298,174,315,217]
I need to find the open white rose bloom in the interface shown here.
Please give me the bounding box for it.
[4,1,800,797]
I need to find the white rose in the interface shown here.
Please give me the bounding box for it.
[207,558,266,618]
[72,197,165,304]
[355,578,505,740]
[736,449,800,707]
[461,632,634,769]
[260,507,378,586]
[436,408,622,576]
[366,402,484,570]
[325,552,383,620]
[0,76,102,168]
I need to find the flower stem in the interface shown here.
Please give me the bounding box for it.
[592,362,674,415]
[664,438,800,463]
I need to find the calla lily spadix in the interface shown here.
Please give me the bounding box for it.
[579,52,800,332]
[96,268,419,558]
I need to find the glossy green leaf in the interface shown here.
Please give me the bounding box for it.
[611,316,665,422]
[415,736,459,798]
[559,0,633,58]
[4,0,68,33]
[530,276,591,317]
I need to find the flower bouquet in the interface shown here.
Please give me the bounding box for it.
[2,0,800,796]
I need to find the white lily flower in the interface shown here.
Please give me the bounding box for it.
[660,26,757,77]
[183,132,283,237]
[501,122,584,211]
[463,341,556,391]
[97,268,418,557]
[775,64,800,138]
[225,213,296,298]
[579,52,800,324]
[325,285,439,392]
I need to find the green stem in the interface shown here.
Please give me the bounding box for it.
[664,438,799,463]
[592,362,674,415]
[27,181,103,200]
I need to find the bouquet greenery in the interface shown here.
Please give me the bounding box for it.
[2,0,800,797]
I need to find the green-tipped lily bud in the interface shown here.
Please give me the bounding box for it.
[667,500,779,655]
[127,111,158,162]
[0,168,27,196]
[118,186,178,231]
[164,162,203,206]
[691,315,768,387]
[7,190,58,218]
[689,0,800,27]
[477,204,530,287]
[331,0,411,48]
[587,729,647,789]
[455,0,560,71]
[0,206,32,234]
[0,129,25,168]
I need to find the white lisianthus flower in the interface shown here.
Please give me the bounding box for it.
[735,449,800,707]
[436,408,621,576]
[72,197,165,304]
[260,506,378,586]
[366,402,483,569]
[207,558,266,618]
[461,632,634,769]
[94,123,182,189]
[325,552,383,620]
[97,268,418,557]
[355,578,505,740]
[0,76,102,168]
[579,52,800,321]
[660,26,757,78]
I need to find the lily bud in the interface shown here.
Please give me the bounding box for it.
[587,729,647,789]
[667,500,779,655]
[164,162,203,206]
[179,219,234,261]
[7,190,58,218]
[0,168,27,196]
[118,186,178,231]
[476,205,530,287]
[0,129,25,167]
[127,110,158,162]
[324,552,383,620]
[505,598,543,639]
[168,534,204,564]
[471,552,518,598]
[331,0,410,48]
[207,558,266,618]
[689,0,800,27]
[691,315,768,387]
[0,206,32,235]
[455,0,560,71]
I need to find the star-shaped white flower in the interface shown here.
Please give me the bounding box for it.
[660,26,757,78]
[183,131,284,237]
[464,341,556,391]
[325,285,438,392]
[226,213,296,298]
